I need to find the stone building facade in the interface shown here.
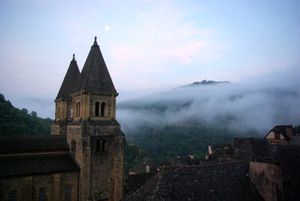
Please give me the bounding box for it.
[0,37,125,201]
[0,136,80,201]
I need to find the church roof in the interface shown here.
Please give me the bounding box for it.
[0,135,69,154]
[56,54,81,99]
[0,135,79,177]
[0,153,79,177]
[79,37,117,94]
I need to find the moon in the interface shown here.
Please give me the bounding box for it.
[105,25,111,31]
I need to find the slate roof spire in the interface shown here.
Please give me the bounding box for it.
[79,36,117,95]
[56,54,81,99]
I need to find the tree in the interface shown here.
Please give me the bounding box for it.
[31,111,37,118]
[0,94,52,136]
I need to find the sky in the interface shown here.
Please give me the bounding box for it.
[0,0,300,118]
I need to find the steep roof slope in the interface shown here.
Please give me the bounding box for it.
[79,37,117,94]
[56,54,81,99]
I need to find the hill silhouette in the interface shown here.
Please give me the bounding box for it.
[0,94,52,136]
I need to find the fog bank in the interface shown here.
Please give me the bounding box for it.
[117,67,300,135]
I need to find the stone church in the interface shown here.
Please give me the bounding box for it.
[0,37,125,201]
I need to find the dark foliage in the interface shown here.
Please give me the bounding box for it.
[0,94,52,136]
[125,143,146,174]
[126,124,259,163]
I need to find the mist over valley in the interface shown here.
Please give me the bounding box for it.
[117,69,300,161]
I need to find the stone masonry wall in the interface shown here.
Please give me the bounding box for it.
[0,172,79,201]
[249,161,283,201]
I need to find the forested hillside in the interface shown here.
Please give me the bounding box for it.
[125,124,259,163]
[0,94,52,136]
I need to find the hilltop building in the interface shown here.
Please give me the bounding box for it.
[264,125,296,145]
[0,37,125,201]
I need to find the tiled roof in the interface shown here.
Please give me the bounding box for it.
[0,135,69,154]
[123,161,263,201]
[56,54,81,99]
[0,153,79,177]
[79,37,117,94]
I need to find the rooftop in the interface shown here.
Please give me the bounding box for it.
[0,135,69,154]
[0,152,79,177]
[124,161,263,201]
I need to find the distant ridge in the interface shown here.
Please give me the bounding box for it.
[184,80,230,87]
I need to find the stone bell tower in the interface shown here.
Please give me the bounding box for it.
[52,37,125,201]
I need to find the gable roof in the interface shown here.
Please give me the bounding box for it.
[56,54,81,99]
[79,37,117,95]
[264,125,295,141]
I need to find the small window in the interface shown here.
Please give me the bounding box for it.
[95,102,100,117]
[64,186,72,201]
[101,102,105,117]
[7,191,17,201]
[38,189,47,201]
[275,133,280,140]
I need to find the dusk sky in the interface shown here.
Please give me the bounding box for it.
[0,0,300,118]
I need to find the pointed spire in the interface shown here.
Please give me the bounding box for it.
[79,37,117,94]
[93,36,99,47]
[56,55,81,99]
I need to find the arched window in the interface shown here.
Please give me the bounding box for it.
[7,191,17,201]
[101,102,105,117]
[71,140,76,153]
[95,102,100,117]
[38,189,47,201]
[101,140,107,152]
[75,102,81,117]
[64,186,72,201]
